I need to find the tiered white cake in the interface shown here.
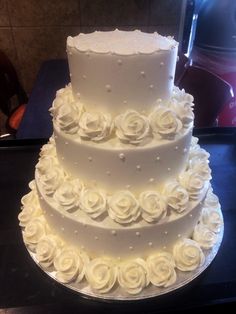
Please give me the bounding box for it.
[18,30,223,298]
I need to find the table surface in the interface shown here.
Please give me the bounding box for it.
[16,59,70,139]
[1,128,236,313]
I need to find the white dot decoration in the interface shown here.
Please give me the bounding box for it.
[189,214,193,218]
[85,51,90,57]
[136,165,141,171]
[175,146,178,150]
[88,156,93,162]
[81,245,85,250]
[156,156,160,161]
[148,242,153,247]
[163,246,167,250]
[167,167,171,172]
[129,246,133,251]
[183,148,188,154]
[74,230,78,235]
[119,153,125,161]
[105,84,111,92]
[160,62,164,67]
[68,51,72,56]
[50,213,53,217]
[126,184,131,189]
[106,171,111,176]
[164,231,168,235]
[65,141,68,145]
[61,227,65,232]
[69,73,72,77]
[61,215,65,219]
[61,157,64,161]
[74,161,78,165]
[149,84,154,89]
[178,234,181,238]
[140,71,145,77]
[123,100,127,104]
[95,236,98,240]
[111,230,117,236]
[54,135,58,139]
[40,196,43,200]
[136,232,140,237]
[82,75,86,79]
[117,59,122,65]
[149,178,155,183]
[76,92,81,98]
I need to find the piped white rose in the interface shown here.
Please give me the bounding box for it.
[193,224,217,249]
[139,191,167,223]
[115,110,150,145]
[39,166,65,196]
[179,170,206,200]
[108,190,140,224]
[146,252,176,287]
[79,111,113,142]
[169,99,194,128]
[164,181,189,213]
[149,106,182,140]
[200,207,223,233]
[23,216,48,252]
[118,258,149,295]
[36,234,62,268]
[79,188,107,219]
[85,258,117,293]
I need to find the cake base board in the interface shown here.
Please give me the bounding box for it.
[22,210,224,301]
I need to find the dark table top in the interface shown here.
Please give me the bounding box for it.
[16,59,70,139]
[1,128,236,313]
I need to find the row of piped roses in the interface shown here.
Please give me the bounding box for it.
[18,188,222,295]
[50,86,194,145]
[35,153,211,226]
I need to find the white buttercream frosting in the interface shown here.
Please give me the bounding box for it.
[36,234,62,268]
[169,100,194,128]
[149,106,182,140]
[18,205,43,227]
[115,110,150,145]
[79,111,113,142]
[85,258,117,293]
[139,191,167,222]
[21,190,40,208]
[173,238,205,271]
[146,252,176,287]
[67,29,177,55]
[39,166,65,196]
[188,159,212,181]
[179,170,205,200]
[79,188,107,218]
[23,216,48,251]
[200,207,223,233]
[108,190,140,224]
[164,181,189,213]
[118,258,149,294]
[204,189,220,209]
[54,248,88,283]
[193,223,217,249]
[53,179,82,212]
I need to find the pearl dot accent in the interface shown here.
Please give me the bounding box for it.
[65,142,68,145]
[88,156,93,162]
[61,215,65,219]
[40,196,43,200]
[74,162,78,165]
[111,230,117,236]
[167,167,171,172]
[149,84,154,89]
[126,184,131,189]
[61,157,65,160]
[95,236,98,240]
[85,51,90,57]
[163,246,167,250]
[117,59,122,65]
[69,73,72,77]
[68,51,72,56]
[82,75,86,79]
[156,156,160,161]
[148,242,153,247]
[105,84,111,92]
[175,146,178,150]
[136,232,140,237]
[160,62,164,67]
[178,234,181,238]
[129,246,133,250]
[119,153,125,161]
[164,231,168,235]
[106,171,111,176]
[140,71,145,77]
[74,230,78,234]
[136,165,141,171]
[61,227,65,232]
[50,213,53,217]
[183,148,187,153]
[149,178,155,183]
[189,214,193,218]
[123,100,127,104]
[76,92,81,98]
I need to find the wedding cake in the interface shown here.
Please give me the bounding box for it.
[18,30,223,298]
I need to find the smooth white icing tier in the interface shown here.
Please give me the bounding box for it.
[54,126,192,193]
[37,183,208,259]
[67,30,178,114]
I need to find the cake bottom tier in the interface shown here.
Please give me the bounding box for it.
[18,184,223,297]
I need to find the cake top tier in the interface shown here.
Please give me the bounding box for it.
[67,29,177,56]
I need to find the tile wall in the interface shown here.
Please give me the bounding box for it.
[0,0,184,94]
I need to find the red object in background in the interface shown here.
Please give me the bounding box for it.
[7,104,26,131]
[191,47,236,126]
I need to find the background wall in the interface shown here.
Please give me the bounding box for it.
[0,0,184,94]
